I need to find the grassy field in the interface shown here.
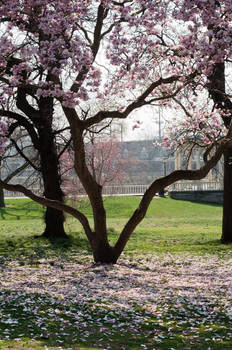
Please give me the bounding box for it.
[0,196,232,349]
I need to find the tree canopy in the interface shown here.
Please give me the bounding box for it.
[0,0,232,262]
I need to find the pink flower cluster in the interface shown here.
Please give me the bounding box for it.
[0,0,201,111]
[161,94,227,150]
[172,0,232,72]
[0,0,231,145]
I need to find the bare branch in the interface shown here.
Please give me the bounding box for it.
[57,137,72,160]
[9,138,40,171]
[0,179,94,241]
[0,110,40,149]
[76,24,92,46]
[71,4,108,93]
[3,161,31,183]
[83,73,196,129]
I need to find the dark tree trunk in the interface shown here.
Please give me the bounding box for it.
[221,147,232,243]
[42,188,67,240]
[93,245,117,264]
[38,97,68,240]
[207,61,232,243]
[39,136,68,240]
[0,161,4,207]
[91,238,117,263]
[0,186,5,208]
[15,88,68,240]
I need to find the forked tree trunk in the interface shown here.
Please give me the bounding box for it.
[60,96,228,263]
[92,239,117,264]
[0,134,227,263]
[221,147,232,243]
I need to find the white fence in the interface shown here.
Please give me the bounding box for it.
[169,181,223,192]
[3,181,223,198]
[102,184,148,196]
[3,188,42,198]
[3,185,149,198]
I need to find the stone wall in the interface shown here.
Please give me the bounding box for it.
[169,190,223,204]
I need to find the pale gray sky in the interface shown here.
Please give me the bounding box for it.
[123,105,165,141]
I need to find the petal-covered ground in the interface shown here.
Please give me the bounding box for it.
[0,254,232,349]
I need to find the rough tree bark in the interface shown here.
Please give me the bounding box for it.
[221,146,232,243]
[58,105,229,263]
[0,60,68,239]
[38,100,67,239]
[0,186,5,208]
[207,62,232,243]
[0,161,4,207]
[14,90,68,240]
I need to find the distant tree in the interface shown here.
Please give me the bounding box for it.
[85,136,127,186]
[61,132,130,199]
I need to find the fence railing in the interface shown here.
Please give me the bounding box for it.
[3,181,223,198]
[102,184,148,195]
[3,185,149,198]
[3,188,42,198]
[169,181,223,191]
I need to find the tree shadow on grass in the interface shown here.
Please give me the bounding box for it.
[0,234,92,265]
[195,238,232,250]
[0,201,44,220]
[0,207,22,220]
[0,287,231,350]
[189,200,222,208]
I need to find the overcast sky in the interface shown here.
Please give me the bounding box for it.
[123,105,165,141]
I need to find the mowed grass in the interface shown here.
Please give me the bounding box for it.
[0,196,232,350]
[0,196,229,259]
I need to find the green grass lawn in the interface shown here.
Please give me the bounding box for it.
[0,196,232,349]
[1,196,228,258]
